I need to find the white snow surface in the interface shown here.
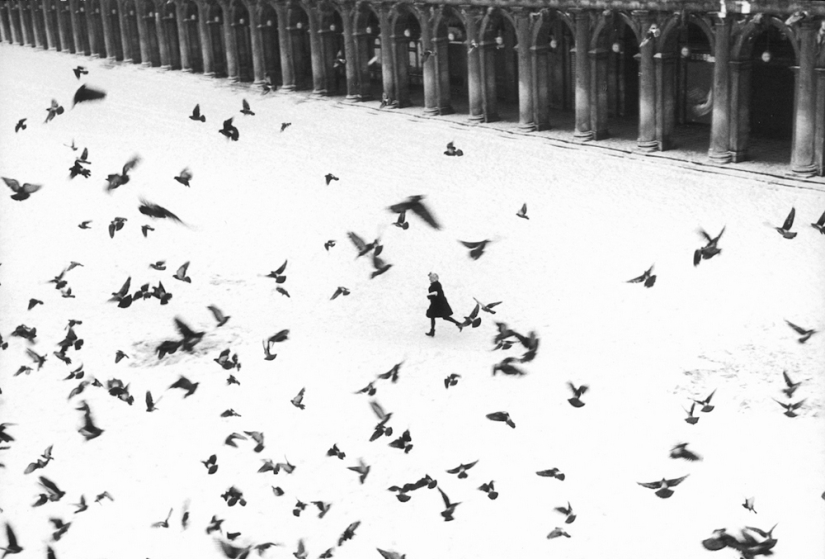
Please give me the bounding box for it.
[1,45,824,559]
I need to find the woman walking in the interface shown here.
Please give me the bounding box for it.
[426,273,463,337]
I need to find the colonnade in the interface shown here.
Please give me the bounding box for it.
[1,0,824,176]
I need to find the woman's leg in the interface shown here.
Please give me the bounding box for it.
[426,317,436,336]
[442,316,464,331]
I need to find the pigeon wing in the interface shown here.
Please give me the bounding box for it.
[665,474,689,487]
[2,177,21,192]
[783,207,795,230]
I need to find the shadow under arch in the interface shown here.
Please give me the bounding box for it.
[257,1,280,86]
[388,3,425,107]
[205,1,226,77]
[530,9,574,131]
[431,4,468,115]
[229,0,253,81]
[286,0,312,90]
[182,0,202,73]
[160,0,181,69]
[317,2,346,96]
[352,2,382,100]
[477,7,518,122]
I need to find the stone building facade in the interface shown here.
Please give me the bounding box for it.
[1,0,824,176]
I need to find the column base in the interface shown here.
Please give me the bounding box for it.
[106,56,117,63]
[279,84,296,92]
[468,113,485,123]
[344,94,360,102]
[181,67,193,73]
[730,150,748,163]
[573,129,594,142]
[423,106,439,115]
[203,71,215,77]
[708,149,732,164]
[517,121,537,133]
[636,139,659,153]
[140,62,152,67]
[790,163,817,177]
[311,89,328,97]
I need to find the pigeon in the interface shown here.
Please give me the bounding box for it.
[781,371,801,398]
[173,261,192,283]
[78,221,92,229]
[444,141,463,156]
[105,156,140,191]
[388,195,441,229]
[486,411,516,428]
[785,320,817,343]
[460,303,481,328]
[388,429,413,453]
[151,508,173,528]
[693,389,716,412]
[109,276,132,307]
[95,491,114,503]
[684,402,699,425]
[516,203,529,219]
[0,523,22,556]
[208,305,231,327]
[811,209,825,234]
[355,381,376,396]
[151,281,173,305]
[567,382,589,407]
[492,357,527,376]
[293,539,307,559]
[536,468,565,481]
[139,199,184,223]
[73,84,107,106]
[377,549,407,559]
[174,168,193,186]
[291,388,306,410]
[393,211,409,230]
[446,460,478,479]
[627,265,656,288]
[347,459,371,484]
[459,239,491,260]
[214,349,240,370]
[2,177,42,201]
[742,497,757,513]
[49,518,71,541]
[220,409,240,418]
[189,104,205,122]
[76,401,104,440]
[108,217,127,239]
[473,298,502,314]
[377,362,403,383]
[241,99,255,116]
[371,253,393,278]
[45,99,65,123]
[774,207,797,239]
[145,391,160,412]
[331,286,350,300]
[280,122,291,132]
[72,65,88,79]
[169,375,199,398]
[478,481,498,499]
[324,240,336,251]
[694,226,725,266]
[224,433,247,448]
[637,474,689,499]
[219,117,239,141]
[554,501,576,523]
[71,495,88,514]
[325,173,339,185]
[149,261,166,271]
[267,330,290,344]
[347,232,380,258]
[14,118,26,132]
[262,340,277,361]
[327,444,346,460]
[547,527,571,539]
[205,515,224,534]
[773,398,806,418]
[141,225,154,237]
[266,260,287,282]
[26,348,47,370]
[27,298,43,310]
[670,443,702,461]
[444,373,460,389]
[69,160,91,179]
[437,488,460,521]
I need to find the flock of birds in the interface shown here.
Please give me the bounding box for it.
[1,55,824,559]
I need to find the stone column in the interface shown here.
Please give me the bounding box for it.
[274,3,292,89]
[572,9,592,140]
[197,2,213,75]
[176,2,190,71]
[0,6,8,43]
[19,1,31,45]
[378,6,395,104]
[655,51,676,151]
[87,2,99,56]
[353,30,371,100]
[156,11,170,68]
[117,4,131,62]
[464,7,483,121]
[101,0,116,60]
[319,27,336,93]
[249,9,265,84]
[288,24,306,88]
[708,16,731,163]
[514,10,534,131]
[341,6,359,100]
[790,20,817,176]
[33,0,45,47]
[223,6,238,79]
[431,35,452,114]
[58,3,71,51]
[393,34,410,107]
[727,59,750,162]
[309,9,325,94]
[590,47,609,139]
[44,0,56,49]
[532,42,550,130]
[815,67,825,176]
[636,12,657,151]
[135,2,151,65]
[480,41,498,122]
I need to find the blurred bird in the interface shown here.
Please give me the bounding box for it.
[26,348,47,370]
[76,401,104,440]
[220,409,240,418]
[262,340,277,361]
[338,521,361,546]
[459,239,491,260]
[446,460,478,479]
[151,508,173,528]
[169,376,199,397]
[460,303,481,328]
[637,474,689,499]
[773,398,806,418]
[151,281,173,305]
[347,232,380,258]
[670,443,702,461]
[27,298,43,310]
[516,203,529,219]
[391,210,410,230]
[347,459,371,484]
[78,221,92,229]
[694,226,725,266]
[150,261,166,271]
[293,539,307,559]
[325,173,339,185]
[377,549,407,559]
[72,84,107,106]
[437,488,460,521]
[280,122,291,132]
[327,444,346,460]
[115,350,129,363]
[69,160,91,179]
[266,260,287,282]
[377,362,403,383]
[554,501,576,523]
[174,168,193,187]
[811,209,825,234]
[109,276,132,307]
[3,177,42,201]
[388,195,441,229]
[784,319,817,343]
[774,207,797,239]
[486,411,516,428]
[371,253,392,278]
[781,371,801,398]
[173,261,192,283]
[208,305,231,327]
[388,429,413,453]
[478,480,498,499]
[72,65,88,79]
[693,389,716,412]
[105,156,140,191]
[189,104,205,122]
[224,433,247,448]
[241,99,255,116]
[536,468,565,481]
[547,527,571,539]
[145,391,160,412]
[331,286,350,300]
[444,141,463,156]
[0,523,22,556]
[742,497,757,514]
[324,240,336,251]
[444,373,460,389]
[355,381,376,396]
[95,491,114,503]
[139,199,184,223]
[567,382,589,408]
[627,265,656,288]
[141,225,154,237]
[684,402,699,425]
[492,357,527,376]
[14,118,26,132]
[291,388,306,410]
[267,330,290,344]
[45,99,65,123]
[219,117,239,141]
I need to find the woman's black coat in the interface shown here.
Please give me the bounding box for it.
[426,281,453,318]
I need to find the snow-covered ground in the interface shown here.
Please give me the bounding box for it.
[1,45,824,559]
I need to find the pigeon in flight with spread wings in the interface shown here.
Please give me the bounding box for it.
[388,195,441,230]
[2,177,42,201]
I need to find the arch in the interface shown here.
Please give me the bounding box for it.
[75,0,90,54]
[732,15,799,63]
[33,0,48,48]
[89,0,106,57]
[206,0,226,77]
[230,0,253,81]
[106,0,123,60]
[657,12,714,54]
[285,1,311,89]
[161,0,181,69]
[531,8,576,130]
[431,4,468,113]
[388,3,425,106]
[182,0,202,72]
[257,1,280,84]
[318,2,346,95]
[477,7,518,121]
[45,0,61,50]
[21,0,35,45]
[0,3,13,44]
[141,0,160,65]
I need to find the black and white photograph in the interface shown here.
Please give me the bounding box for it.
[0,1,824,558]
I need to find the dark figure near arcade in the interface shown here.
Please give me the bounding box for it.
[426,273,463,337]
